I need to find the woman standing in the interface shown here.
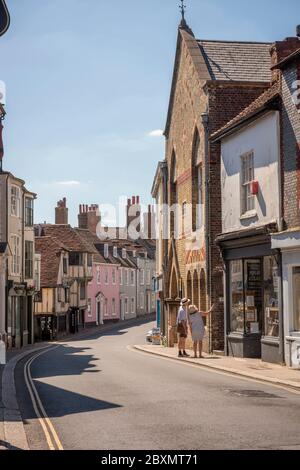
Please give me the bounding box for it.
[188,304,214,358]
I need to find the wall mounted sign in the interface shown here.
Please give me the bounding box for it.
[0,0,10,37]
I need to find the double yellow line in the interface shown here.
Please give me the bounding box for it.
[24,346,64,451]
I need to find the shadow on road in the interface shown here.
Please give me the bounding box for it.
[22,381,122,420]
[31,344,101,379]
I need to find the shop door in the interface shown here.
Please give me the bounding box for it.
[244,259,263,335]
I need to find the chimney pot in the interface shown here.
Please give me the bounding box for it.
[127,199,131,206]
[132,196,136,205]
[137,196,140,204]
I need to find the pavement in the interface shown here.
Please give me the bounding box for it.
[134,344,300,392]
[13,319,300,450]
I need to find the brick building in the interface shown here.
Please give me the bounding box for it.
[153,16,273,352]
[271,29,300,368]
[211,27,300,366]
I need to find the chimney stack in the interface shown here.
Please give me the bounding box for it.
[270,30,300,82]
[55,198,68,225]
[78,204,101,234]
[126,195,141,236]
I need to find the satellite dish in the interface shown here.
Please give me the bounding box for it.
[0,0,10,37]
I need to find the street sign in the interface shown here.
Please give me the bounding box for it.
[0,0,10,37]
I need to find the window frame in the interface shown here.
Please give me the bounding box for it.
[241,151,255,215]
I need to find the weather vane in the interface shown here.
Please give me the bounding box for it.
[179,0,186,21]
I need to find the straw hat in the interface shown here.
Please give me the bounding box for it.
[188,305,198,315]
[181,298,190,306]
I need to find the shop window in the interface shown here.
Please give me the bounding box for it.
[264,257,279,337]
[293,268,300,332]
[230,260,244,333]
[230,257,279,337]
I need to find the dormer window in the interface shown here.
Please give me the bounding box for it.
[104,244,109,258]
[113,246,118,257]
[122,249,126,259]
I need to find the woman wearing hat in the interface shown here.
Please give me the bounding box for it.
[176,298,190,358]
[188,304,214,358]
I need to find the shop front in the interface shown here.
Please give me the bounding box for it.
[272,231,300,369]
[218,227,283,364]
[7,284,34,349]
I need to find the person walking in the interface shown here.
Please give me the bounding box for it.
[176,298,190,358]
[188,304,214,358]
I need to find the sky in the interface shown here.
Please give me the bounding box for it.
[0,0,299,226]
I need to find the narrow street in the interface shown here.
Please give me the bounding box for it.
[15,320,300,451]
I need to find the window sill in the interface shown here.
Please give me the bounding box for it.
[240,210,257,221]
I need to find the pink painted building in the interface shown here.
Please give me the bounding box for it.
[76,229,120,325]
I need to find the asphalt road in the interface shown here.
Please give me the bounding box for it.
[15,319,300,450]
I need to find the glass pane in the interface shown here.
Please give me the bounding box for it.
[293,268,300,331]
[244,259,262,334]
[230,260,244,333]
[264,256,279,337]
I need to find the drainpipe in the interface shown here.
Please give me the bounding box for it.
[201,111,212,353]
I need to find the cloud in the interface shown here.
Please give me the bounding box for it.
[56,181,81,186]
[148,129,164,137]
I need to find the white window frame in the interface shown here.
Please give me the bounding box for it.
[104,244,109,258]
[11,185,21,218]
[113,246,118,258]
[125,298,128,314]
[140,269,145,286]
[97,266,101,284]
[87,298,92,317]
[131,297,135,314]
[146,269,151,286]
[105,269,109,285]
[140,292,144,309]
[241,151,255,215]
[119,268,123,286]
[125,269,129,286]
[112,298,116,316]
[131,270,135,286]
[11,235,21,275]
[104,299,108,317]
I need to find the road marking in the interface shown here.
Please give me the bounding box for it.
[128,346,300,396]
[24,346,64,451]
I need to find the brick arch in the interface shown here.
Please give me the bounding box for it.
[170,266,178,300]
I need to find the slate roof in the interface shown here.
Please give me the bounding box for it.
[211,82,281,141]
[38,225,96,254]
[35,237,65,288]
[198,40,272,82]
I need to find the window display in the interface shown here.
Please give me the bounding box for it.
[264,256,279,337]
[230,260,244,333]
[229,256,279,337]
